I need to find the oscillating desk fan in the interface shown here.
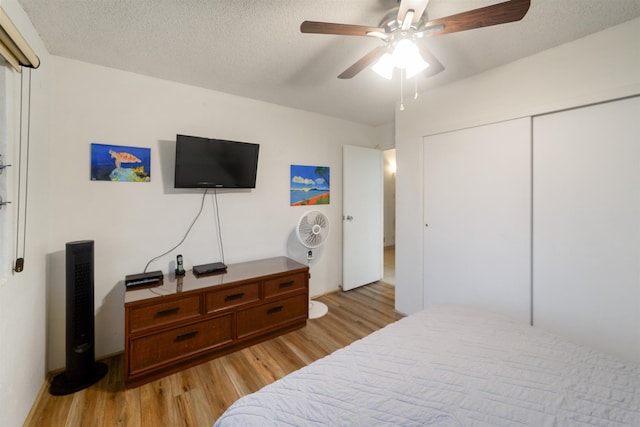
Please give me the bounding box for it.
[296,210,330,319]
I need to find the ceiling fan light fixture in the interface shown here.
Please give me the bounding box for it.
[373,38,428,79]
[392,38,423,70]
[372,52,395,79]
[405,54,429,78]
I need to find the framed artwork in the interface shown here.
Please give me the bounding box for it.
[290,164,330,206]
[91,143,151,182]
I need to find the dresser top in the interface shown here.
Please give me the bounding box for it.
[124,256,308,304]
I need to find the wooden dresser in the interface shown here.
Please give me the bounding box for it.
[124,257,309,388]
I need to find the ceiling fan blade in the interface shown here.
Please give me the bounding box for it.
[417,44,445,77]
[301,21,384,37]
[398,0,431,24]
[338,46,386,79]
[422,0,530,37]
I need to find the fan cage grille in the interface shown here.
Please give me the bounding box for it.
[297,211,330,249]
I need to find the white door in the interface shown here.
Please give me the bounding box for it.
[423,118,531,323]
[343,145,383,291]
[533,97,640,363]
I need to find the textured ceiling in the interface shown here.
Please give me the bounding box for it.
[18,0,640,126]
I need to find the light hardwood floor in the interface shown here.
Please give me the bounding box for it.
[383,245,395,285]
[26,282,400,427]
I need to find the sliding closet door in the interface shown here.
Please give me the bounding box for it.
[423,118,531,323]
[533,97,640,363]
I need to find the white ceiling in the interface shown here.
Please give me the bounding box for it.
[17,0,640,126]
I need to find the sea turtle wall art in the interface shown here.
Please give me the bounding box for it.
[91,143,151,182]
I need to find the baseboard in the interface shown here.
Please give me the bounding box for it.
[23,372,52,426]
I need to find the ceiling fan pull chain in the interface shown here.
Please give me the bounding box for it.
[400,69,405,111]
[414,77,419,100]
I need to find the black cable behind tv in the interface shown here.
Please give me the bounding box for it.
[140,188,227,279]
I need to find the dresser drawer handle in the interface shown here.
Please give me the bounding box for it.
[225,292,245,301]
[279,280,294,288]
[156,307,180,317]
[175,330,198,342]
[267,305,284,314]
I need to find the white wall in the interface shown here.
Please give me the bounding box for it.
[374,121,395,150]
[395,18,640,315]
[45,56,378,371]
[0,0,50,426]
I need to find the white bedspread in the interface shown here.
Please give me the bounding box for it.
[214,305,640,426]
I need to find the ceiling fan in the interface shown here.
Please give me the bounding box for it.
[300,0,531,80]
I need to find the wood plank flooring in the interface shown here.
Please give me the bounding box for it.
[26,282,400,427]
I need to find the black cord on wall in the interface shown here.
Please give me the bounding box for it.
[14,67,32,273]
[143,189,208,273]
[212,188,225,266]
[143,188,228,273]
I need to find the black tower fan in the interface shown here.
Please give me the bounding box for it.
[50,240,108,395]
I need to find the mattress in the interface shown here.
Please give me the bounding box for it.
[214,305,640,426]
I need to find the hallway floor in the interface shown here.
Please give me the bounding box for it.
[382,245,395,285]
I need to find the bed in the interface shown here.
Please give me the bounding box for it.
[214,305,640,426]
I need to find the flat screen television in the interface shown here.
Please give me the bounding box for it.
[174,134,259,189]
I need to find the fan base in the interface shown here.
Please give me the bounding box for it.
[309,300,328,319]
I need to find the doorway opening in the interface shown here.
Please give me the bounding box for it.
[383,148,396,285]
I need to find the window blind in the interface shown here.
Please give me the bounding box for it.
[0,7,39,72]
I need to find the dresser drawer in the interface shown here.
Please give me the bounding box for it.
[128,295,202,333]
[128,314,233,376]
[263,272,307,299]
[237,294,308,338]
[206,282,260,313]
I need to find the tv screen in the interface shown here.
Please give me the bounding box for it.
[174,134,259,189]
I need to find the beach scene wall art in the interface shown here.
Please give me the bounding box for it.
[290,164,330,206]
[91,143,151,182]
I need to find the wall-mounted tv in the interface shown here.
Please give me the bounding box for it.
[174,134,259,189]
